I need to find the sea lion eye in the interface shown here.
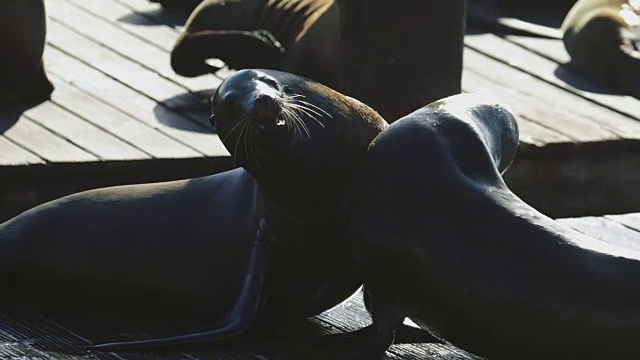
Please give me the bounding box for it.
[257,75,280,90]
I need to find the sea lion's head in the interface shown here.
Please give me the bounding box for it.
[211,69,387,217]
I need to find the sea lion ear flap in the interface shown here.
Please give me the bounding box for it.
[171,29,286,77]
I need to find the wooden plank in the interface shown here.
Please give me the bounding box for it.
[47,74,202,159]
[505,35,571,64]
[463,45,640,141]
[558,216,640,251]
[114,0,187,29]
[462,70,579,145]
[48,0,219,94]
[45,19,208,125]
[3,118,97,163]
[316,294,476,359]
[0,136,44,167]
[43,45,228,158]
[23,100,149,161]
[464,33,640,122]
[606,213,640,233]
[69,0,180,52]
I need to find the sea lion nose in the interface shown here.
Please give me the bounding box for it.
[248,93,280,123]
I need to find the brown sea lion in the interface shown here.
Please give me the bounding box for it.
[311,93,640,359]
[562,0,640,98]
[0,0,54,108]
[170,0,339,87]
[336,0,466,121]
[0,69,387,351]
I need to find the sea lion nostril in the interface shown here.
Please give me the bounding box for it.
[251,94,279,119]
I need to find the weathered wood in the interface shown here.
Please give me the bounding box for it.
[43,45,227,158]
[464,45,640,141]
[464,33,640,121]
[23,97,148,161]
[606,213,640,232]
[48,74,201,159]
[3,117,97,163]
[48,0,219,94]
[0,136,44,167]
[45,20,209,124]
[69,0,181,52]
[558,216,640,250]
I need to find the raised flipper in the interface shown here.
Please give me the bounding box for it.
[171,29,285,77]
[88,230,269,351]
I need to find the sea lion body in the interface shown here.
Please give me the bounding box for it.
[336,0,466,120]
[562,0,640,97]
[0,69,387,350]
[171,0,339,86]
[338,94,640,358]
[0,0,54,107]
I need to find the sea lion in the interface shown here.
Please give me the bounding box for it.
[0,0,54,108]
[312,93,640,359]
[336,0,466,121]
[562,0,640,98]
[0,69,387,350]
[170,0,340,87]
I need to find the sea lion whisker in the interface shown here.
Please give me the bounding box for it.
[233,123,248,166]
[281,108,298,135]
[284,107,310,138]
[288,104,325,128]
[248,126,263,170]
[295,115,311,139]
[288,99,333,118]
[243,124,251,168]
[222,119,247,143]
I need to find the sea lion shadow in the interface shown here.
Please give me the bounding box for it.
[117,9,185,29]
[154,89,218,133]
[553,64,619,96]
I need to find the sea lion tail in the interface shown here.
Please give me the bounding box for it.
[171,30,286,77]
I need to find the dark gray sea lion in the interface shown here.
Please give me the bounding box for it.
[171,0,339,87]
[336,0,466,121]
[0,69,387,351]
[562,0,640,98]
[0,0,54,108]
[313,93,640,359]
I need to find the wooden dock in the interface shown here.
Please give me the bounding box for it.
[0,211,638,359]
[0,0,639,220]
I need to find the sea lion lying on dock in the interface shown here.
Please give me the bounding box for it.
[0,69,386,351]
[309,93,640,359]
[562,0,640,98]
[171,0,339,87]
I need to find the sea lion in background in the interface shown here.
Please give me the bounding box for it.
[336,0,466,121]
[170,0,340,87]
[313,93,640,359]
[0,0,54,108]
[562,0,640,98]
[0,69,387,351]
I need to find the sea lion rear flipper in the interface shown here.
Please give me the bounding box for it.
[88,235,269,351]
[171,30,285,77]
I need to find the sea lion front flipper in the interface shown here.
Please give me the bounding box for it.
[88,234,269,351]
[292,286,405,359]
[171,29,285,77]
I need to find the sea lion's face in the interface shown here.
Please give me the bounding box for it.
[211,69,387,191]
